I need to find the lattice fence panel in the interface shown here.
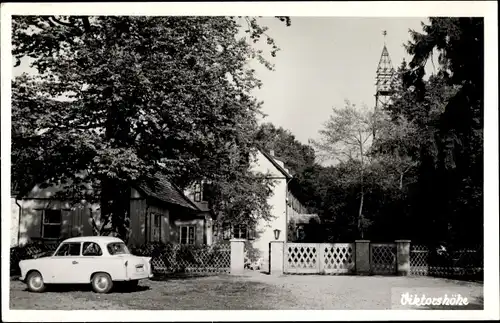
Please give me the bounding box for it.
[320,243,355,274]
[370,243,397,275]
[410,245,483,279]
[284,243,320,274]
[132,243,231,275]
[410,245,429,276]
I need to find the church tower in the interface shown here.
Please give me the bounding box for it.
[374,31,396,111]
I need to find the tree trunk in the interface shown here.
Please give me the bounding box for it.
[358,135,365,239]
[399,172,404,190]
[358,188,364,239]
[99,177,131,242]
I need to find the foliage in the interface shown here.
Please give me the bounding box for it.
[11,16,291,239]
[304,18,483,246]
[311,101,378,238]
[255,122,316,175]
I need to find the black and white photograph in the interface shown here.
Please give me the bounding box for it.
[1,1,498,321]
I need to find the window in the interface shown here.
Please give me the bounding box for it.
[55,242,81,256]
[194,181,211,202]
[221,223,255,240]
[82,242,103,256]
[233,224,248,239]
[107,242,130,255]
[149,213,162,242]
[42,209,62,239]
[194,183,202,202]
[180,226,195,245]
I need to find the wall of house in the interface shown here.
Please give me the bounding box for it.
[129,188,147,246]
[11,198,20,247]
[248,150,289,269]
[169,209,206,245]
[14,183,97,246]
[129,188,173,246]
[17,199,95,246]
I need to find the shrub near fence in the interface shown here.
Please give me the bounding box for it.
[410,245,483,281]
[130,242,231,275]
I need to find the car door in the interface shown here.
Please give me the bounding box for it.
[78,241,104,283]
[50,242,83,283]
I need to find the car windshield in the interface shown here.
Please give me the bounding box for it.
[107,242,130,255]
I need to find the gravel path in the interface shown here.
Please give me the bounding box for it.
[241,271,484,310]
[9,272,483,310]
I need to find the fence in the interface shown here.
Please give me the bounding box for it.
[284,243,355,275]
[10,241,231,277]
[131,242,231,275]
[10,239,483,280]
[277,240,483,280]
[10,241,61,276]
[370,243,397,275]
[410,244,483,280]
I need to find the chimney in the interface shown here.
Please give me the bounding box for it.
[270,150,275,157]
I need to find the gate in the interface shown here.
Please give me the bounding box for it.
[370,243,397,275]
[284,243,355,275]
[284,243,319,274]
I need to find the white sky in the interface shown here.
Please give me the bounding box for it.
[13,17,434,147]
[249,17,434,145]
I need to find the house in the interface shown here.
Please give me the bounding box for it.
[10,175,213,248]
[11,149,315,271]
[183,149,316,269]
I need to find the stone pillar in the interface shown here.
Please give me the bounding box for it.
[230,238,246,275]
[395,240,411,276]
[269,241,284,275]
[355,240,371,275]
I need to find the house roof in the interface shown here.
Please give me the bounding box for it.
[138,175,200,211]
[258,149,293,179]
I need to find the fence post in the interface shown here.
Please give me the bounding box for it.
[230,238,246,275]
[395,240,411,276]
[269,241,285,275]
[355,240,371,275]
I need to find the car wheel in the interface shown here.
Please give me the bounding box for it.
[26,271,46,293]
[91,273,113,294]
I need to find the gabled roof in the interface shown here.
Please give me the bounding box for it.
[138,175,200,211]
[258,149,293,179]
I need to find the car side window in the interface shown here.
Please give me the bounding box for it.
[82,242,103,256]
[55,243,81,256]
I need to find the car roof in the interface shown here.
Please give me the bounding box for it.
[62,236,124,244]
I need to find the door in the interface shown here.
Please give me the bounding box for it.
[49,242,83,283]
[78,241,105,283]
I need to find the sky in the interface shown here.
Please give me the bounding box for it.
[12,17,433,148]
[248,17,433,146]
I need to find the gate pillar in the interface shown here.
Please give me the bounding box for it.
[355,240,371,275]
[395,240,411,276]
[270,241,284,275]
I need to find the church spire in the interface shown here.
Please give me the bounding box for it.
[374,30,395,111]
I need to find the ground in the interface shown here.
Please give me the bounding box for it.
[9,272,483,310]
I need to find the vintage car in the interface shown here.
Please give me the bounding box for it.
[19,236,153,293]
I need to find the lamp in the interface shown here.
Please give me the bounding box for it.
[273,229,281,240]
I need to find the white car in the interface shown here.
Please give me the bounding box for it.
[19,236,153,293]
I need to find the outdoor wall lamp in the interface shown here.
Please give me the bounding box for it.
[273,229,281,240]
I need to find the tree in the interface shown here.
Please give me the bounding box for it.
[374,17,484,246]
[11,16,291,240]
[311,101,376,238]
[254,122,316,175]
